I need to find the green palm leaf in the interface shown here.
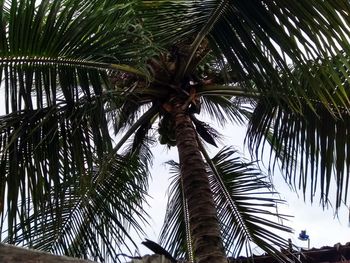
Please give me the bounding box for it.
[247,97,350,210]
[0,94,111,238]
[122,114,157,169]
[0,0,154,257]
[139,1,350,113]
[200,95,250,126]
[2,154,149,262]
[246,54,350,210]
[208,147,292,259]
[159,161,190,260]
[160,147,292,260]
[2,0,154,63]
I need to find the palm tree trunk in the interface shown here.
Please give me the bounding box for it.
[173,106,226,263]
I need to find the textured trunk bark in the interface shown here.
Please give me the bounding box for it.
[173,108,226,263]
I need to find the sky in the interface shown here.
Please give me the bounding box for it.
[130,121,350,259]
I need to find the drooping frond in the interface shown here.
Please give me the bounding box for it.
[122,110,158,169]
[159,161,192,260]
[200,93,251,126]
[205,147,292,259]
[113,105,159,152]
[0,0,156,257]
[247,97,350,210]
[114,100,145,133]
[161,148,292,260]
[0,94,113,238]
[246,53,350,210]
[190,114,221,147]
[139,1,350,116]
[2,154,149,262]
[206,1,350,111]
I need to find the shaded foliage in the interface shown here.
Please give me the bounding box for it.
[160,148,292,259]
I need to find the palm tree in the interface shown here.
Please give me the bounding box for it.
[2,0,350,262]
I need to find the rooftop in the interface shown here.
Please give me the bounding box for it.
[230,243,350,263]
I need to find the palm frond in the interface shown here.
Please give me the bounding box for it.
[0,1,156,249]
[114,101,145,134]
[246,97,350,210]
[0,0,155,120]
[139,1,350,115]
[206,147,292,259]
[3,154,149,262]
[2,0,154,63]
[159,161,192,260]
[208,1,350,106]
[246,52,350,210]
[137,1,214,45]
[190,115,221,147]
[113,105,159,152]
[122,113,158,169]
[0,95,112,239]
[160,148,292,260]
[200,94,251,126]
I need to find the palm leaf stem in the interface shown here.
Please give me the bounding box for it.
[197,139,254,244]
[110,64,148,79]
[200,85,350,114]
[0,57,148,78]
[178,0,230,79]
[114,105,158,152]
[199,85,260,98]
[180,172,194,263]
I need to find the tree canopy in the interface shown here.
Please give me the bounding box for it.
[1,0,350,262]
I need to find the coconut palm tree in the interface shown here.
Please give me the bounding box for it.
[2,0,350,262]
